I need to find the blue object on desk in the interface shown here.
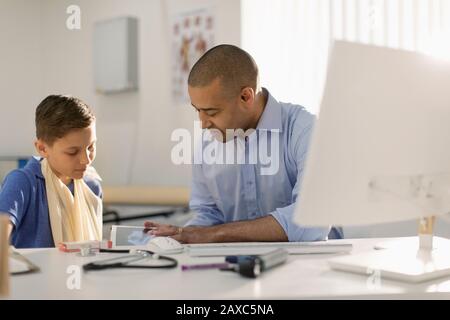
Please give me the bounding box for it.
[225,255,253,264]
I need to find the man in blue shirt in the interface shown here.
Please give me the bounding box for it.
[145,44,330,242]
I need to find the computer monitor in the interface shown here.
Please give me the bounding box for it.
[293,41,450,283]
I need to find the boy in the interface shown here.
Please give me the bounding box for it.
[0,95,102,248]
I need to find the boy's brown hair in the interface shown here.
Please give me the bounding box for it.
[35,95,95,145]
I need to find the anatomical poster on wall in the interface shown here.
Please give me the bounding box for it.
[170,7,215,105]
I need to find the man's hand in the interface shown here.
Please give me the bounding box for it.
[144,221,182,237]
[144,215,288,244]
[144,221,211,243]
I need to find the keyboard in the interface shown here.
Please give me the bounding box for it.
[185,241,352,257]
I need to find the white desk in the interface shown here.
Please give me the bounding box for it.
[7,237,450,299]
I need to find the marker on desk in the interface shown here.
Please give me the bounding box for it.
[181,262,230,271]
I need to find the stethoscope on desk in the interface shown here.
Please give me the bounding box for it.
[83,249,178,271]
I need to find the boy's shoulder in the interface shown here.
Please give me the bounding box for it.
[2,168,34,189]
[0,163,37,204]
[83,170,103,197]
[3,157,42,187]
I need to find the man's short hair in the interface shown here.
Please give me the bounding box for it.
[35,95,95,145]
[188,44,259,96]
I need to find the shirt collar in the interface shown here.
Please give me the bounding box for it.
[256,88,283,133]
[25,156,44,179]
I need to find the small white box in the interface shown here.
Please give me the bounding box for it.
[93,17,138,94]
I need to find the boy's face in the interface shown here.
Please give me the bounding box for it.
[35,124,97,184]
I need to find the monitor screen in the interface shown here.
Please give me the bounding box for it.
[294,41,450,227]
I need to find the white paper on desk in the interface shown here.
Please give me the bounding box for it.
[9,248,39,274]
[10,257,30,274]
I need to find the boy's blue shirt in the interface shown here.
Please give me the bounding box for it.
[0,157,102,248]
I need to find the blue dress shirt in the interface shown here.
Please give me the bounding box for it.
[186,89,330,241]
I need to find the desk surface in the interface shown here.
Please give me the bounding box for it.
[7,237,450,299]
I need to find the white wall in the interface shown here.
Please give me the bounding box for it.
[0,0,241,186]
[242,0,450,115]
[0,0,43,157]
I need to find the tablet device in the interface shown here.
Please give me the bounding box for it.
[110,225,154,249]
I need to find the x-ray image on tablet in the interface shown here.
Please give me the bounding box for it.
[127,230,153,246]
[111,226,155,249]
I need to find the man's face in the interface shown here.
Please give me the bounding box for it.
[188,78,251,141]
[35,124,97,182]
